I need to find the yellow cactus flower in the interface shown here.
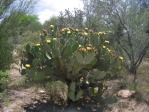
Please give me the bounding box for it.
[53,38,57,41]
[104,40,109,44]
[83,48,87,52]
[61,29,65,32]
[106,48,111,52]
[98,32,103,35]
[79,45,82,47]
[46,39,51,43]
[98,32,106,36]
[86,47,92,51]
[50,25,54,28]
[94,87,98,94]
[119,56,123,60]
[86,80,89,84]
[36,44,40,46]
[25,64,31,68]
[102,46,106,49]
[76,29,79,32]
[85,28,88,30]
[83,32,88,36]
[40,34,43,36]
[67,30,71,34]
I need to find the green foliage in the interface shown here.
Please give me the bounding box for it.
[43,16,59,29]
[19,14,42,32]
[0,39,13,71]
[83,0,149,78]
[0,0,38,71]
[21,26,123,102]
[19,14,39,26]
[0,71,10,91]
[0,89,10,106]
[20,31,41,46]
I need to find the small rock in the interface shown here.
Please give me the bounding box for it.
[42,100,47,103]
[92,108,97,112]
[77,107,81,110]
[117,90,135,98]
[38,89,46,94]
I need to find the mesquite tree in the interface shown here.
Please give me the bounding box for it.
[82,0,149,82]
[58,8,84,29]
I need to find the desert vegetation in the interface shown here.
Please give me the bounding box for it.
[0,0,149,112]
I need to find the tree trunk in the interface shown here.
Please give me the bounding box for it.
[128,66,137,83]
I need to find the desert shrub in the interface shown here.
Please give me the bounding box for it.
[20,31,41,46]
[0,71,10,91]
[14,31,42,56]
[0,39,13,71]
[45,81,68,104]
[21,25,123,103]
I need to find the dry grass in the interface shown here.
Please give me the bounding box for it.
[137,59,149,80]
[115,59,149,103]
[136,59,149,103]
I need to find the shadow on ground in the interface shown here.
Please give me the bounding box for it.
[24,99,106,112]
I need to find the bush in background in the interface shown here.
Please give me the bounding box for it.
[0,71,10,91]
[20,31,41,46]
[0,38,13,71]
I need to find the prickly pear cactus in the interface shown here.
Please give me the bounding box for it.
[21,26,123,103]
[68,82,83,102]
